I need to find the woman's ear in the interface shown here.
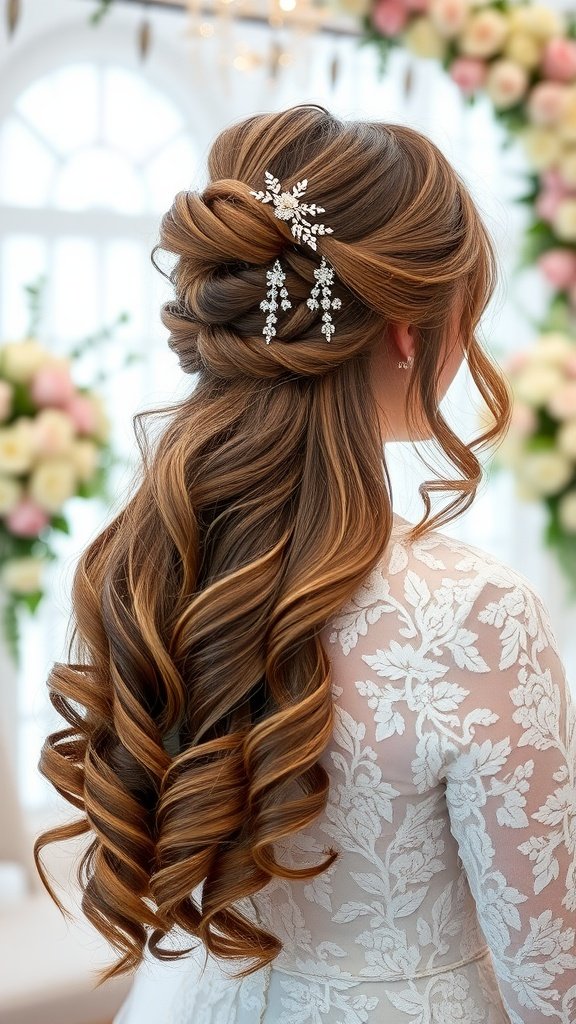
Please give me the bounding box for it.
[387,321,416,364]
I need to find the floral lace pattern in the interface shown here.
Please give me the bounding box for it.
[116,520,576,1024]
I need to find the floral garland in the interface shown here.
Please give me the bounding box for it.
[348,0,576,592]
[0,279,132,663]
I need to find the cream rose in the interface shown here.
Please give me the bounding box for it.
[534,333,575,364]
[32,408,75,458]
[29,458,77,513]
[548,382,576,419]
[0,556,44,595]
[486,60,529,110]
[0,474,22,514]
[460,9,508,59]
[70,439,100,483]
[516,449,573,496]
[505,31,542,70]
[87,393,111,445]
[559,89,576,143]
[0,420,35,474]
[514,364,565,405]
[509,5,564,42]
[558,418,576,458]
[553,198,576,242]
[429,0,468,39]
[0,338,51,383]
[559,148,576,188]
[404,17,447,59]
[520,127,562,170]
[558,489,576,532]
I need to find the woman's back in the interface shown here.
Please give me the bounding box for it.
[117,514,576,1024]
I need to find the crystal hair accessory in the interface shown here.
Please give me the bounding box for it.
[307,257,342,341]
[250,171,340,343]
[260,259,292,346]
[250,172,333,252]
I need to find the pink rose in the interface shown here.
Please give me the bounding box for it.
[64,393,98,435]
[541,168,568,193]
[372,0,408,36]
[541,38,576,83]
[450,57,487,95]
[527,81,570,126]
[30,364,75,408]
[405,0,429,11]
[538,248,576,288]
[537,189,566,223]
[5,497,50,537]
[0,380,13,422]
[548,381,576,419]
[564,351,576,377]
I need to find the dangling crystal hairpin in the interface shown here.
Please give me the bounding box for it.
[250,172,340,343]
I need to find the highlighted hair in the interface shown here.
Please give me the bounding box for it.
[35,104,511,980]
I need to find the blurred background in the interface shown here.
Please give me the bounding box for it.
[1,0,575,1021]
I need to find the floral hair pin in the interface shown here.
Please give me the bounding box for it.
[250,172,340,343]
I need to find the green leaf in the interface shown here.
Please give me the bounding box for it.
[2,596,20,666]
[50,513,71,534]
[19,589,44,614]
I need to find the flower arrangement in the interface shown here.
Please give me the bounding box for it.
[0,278,131,663]
[483,329,576,593]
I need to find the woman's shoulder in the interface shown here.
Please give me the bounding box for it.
[389,513,546,612]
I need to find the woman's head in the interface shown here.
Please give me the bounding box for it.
[35,104,512,980]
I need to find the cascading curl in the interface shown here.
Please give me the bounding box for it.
[35,103,512,981]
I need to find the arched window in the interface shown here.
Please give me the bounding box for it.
[0,54,199,808]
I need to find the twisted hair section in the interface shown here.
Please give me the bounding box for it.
[35,104,512,979]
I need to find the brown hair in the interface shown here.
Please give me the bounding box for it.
[34,104,511,981]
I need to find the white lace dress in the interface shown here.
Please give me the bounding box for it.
[114,515,576,1024]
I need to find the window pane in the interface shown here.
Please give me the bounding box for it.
[16,64,99,157]
[102,67,183,163]
[52,237,99,340]
[54,147,145,213]
[0,235,48,338]
[144,136,199,212]
[0,117,57,207]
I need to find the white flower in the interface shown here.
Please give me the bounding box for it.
[553,198,576,242]
[1,556,44,595]
[513,365,565,406]
[29,457,76,513]
[70,439,100,483]
[32,408,75,458]
[558,489,576,532]
[520,127,562,170]
[0,419,36,474]
[460,10,509,59]
[485,59,529,110]
[558,418,576,458]
[404,17,447,60]
[516,450,573,496]
[0,474,22,514]
[0,338,51,383]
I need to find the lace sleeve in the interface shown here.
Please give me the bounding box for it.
[440,575,576,1024]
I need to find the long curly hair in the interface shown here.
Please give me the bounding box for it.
[34,104,512,981]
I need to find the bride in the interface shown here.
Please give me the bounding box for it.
[35,103,576,1024]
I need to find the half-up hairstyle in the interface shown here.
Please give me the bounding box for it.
[35,103,512,980]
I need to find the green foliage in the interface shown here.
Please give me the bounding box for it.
[517,220,560,271]
[90,0,115,26]
[24,275,47,337]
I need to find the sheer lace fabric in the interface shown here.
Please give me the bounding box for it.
[115,517,576,1024]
